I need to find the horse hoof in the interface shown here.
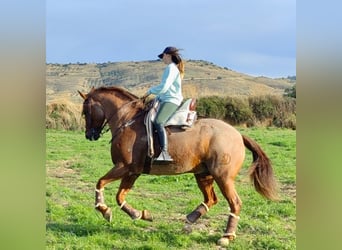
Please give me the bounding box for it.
[142,210,153,222]
[186,211,201,224]
[183,223,192,234]
[217,237,230,247]
[103,207,112,222]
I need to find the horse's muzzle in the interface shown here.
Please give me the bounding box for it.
[85,128,101,141]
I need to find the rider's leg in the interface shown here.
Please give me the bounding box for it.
[154,102,178,160]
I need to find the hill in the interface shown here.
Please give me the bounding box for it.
[46,60,295,104]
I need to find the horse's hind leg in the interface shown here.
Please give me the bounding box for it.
[116,173,153,222]
[95,164,129,222]
[186,173,218,224]
[215,176,242,245]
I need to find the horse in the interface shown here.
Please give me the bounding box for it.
[78,86,278,247]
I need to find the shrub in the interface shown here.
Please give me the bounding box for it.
[272,97,296,129]
[46,94,296,131]
[248,95,278,121]
[196,95,296,129]
[196,96,227,119]
[224,97,253,125]
[248,95,296,128]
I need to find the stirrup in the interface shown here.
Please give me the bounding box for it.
[155,150,173,161]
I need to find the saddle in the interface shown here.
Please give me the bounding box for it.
[144,98,197,158]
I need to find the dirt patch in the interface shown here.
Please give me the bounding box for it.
[47,160,77,178]
[280,183,296,201]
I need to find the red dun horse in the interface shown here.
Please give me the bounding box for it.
[78,86,278,247]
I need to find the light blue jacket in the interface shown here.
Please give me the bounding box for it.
[147,63,183,106]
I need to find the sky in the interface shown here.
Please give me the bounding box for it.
[46,0,296,78]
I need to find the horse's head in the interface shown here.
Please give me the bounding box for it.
[78,90,105,141]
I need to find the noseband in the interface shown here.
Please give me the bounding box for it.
[83,98,108,139]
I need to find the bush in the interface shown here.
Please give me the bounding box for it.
[46,94,296,131]
[248,95,278,121]
[272,97,296,129]
[197,95,296,129]
[224,97,253,125]
[196,96,227,119]
[248,95,296,129]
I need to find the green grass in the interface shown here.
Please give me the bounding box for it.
[46,127,296,249]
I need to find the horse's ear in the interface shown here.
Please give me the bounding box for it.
[78,90,87,100]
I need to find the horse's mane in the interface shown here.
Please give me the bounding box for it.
[94,86,139,101]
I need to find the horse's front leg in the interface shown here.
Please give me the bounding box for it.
[95,165,129,222]
[116,174,153,222]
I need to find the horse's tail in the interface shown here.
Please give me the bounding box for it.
[242,135,279,201]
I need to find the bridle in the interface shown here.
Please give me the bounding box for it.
[84,97,145,141]
[109,110,145,143]
[83,97,102,139]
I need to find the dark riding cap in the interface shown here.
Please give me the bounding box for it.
[158,46,179,59]
[158,46,181,64]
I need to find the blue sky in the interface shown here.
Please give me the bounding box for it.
[46,0,296,78]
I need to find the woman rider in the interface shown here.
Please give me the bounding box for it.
[144,46,184,161]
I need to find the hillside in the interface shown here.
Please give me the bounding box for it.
[46,60,295,104]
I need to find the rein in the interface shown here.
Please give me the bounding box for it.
[97,98,145,143]
[109,111,145,143]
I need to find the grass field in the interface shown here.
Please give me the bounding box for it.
[46,127,296,249]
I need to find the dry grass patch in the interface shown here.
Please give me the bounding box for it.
[46,99,84,130]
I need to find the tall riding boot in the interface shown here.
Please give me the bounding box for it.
[155,125,173,161]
